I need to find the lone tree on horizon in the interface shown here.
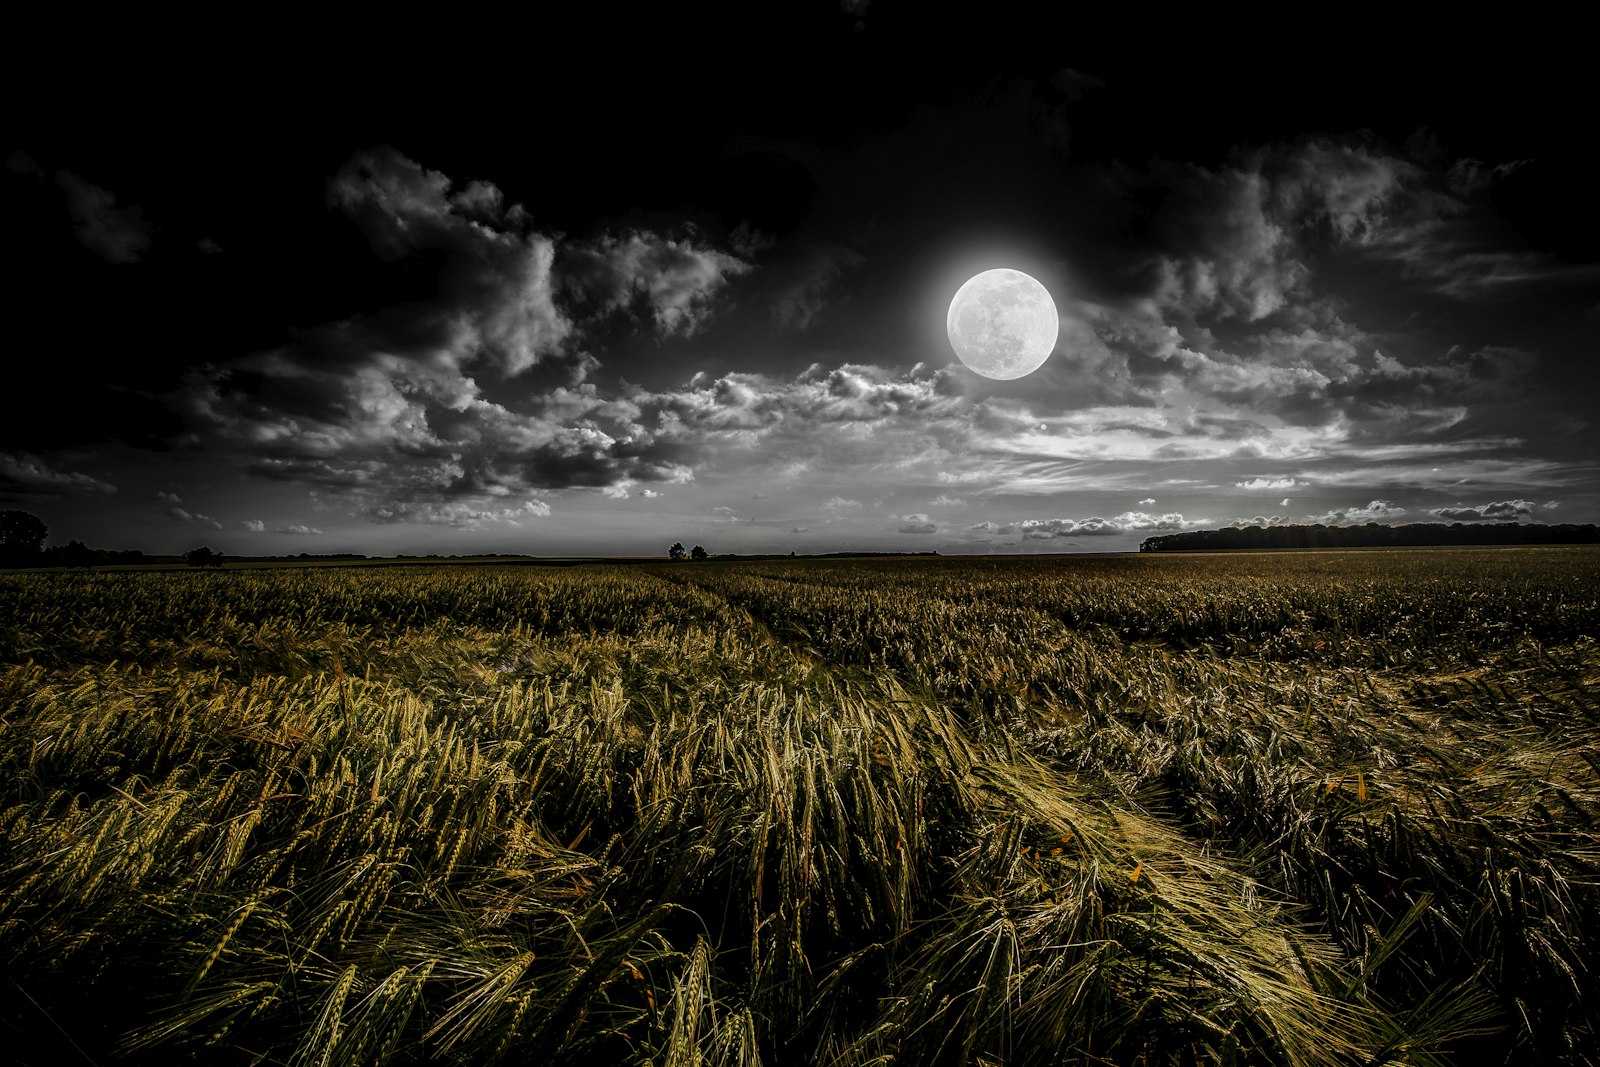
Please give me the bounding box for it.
[0,510,47,566]
[669,542,686,561]
[185,546,225,568]
[691,545,708,561]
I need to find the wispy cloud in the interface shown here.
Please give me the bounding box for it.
[55,171,152,264]
[0,452,116,497]
[165,506,222,530]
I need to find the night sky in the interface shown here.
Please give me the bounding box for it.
[6,4,1597,556]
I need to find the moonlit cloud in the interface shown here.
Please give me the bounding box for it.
[1236,476,1300,490]
[169,148,764,531]
[561,231,752,337]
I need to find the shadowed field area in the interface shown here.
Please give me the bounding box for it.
[2,548,1597,1065]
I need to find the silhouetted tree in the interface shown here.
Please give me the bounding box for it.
[0,510,47,565]
[691,545,708,561]
[185,546,225,568]
[669,542,686,561]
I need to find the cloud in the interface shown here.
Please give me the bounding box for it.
[1279,497,1291,507]
[1051,67,1105,101]
[240,519,266,532]
[1307,500,1406,525]
[823,496,864,512]
[897,513,938,534]
[170,147,763,526]
[1235,476,1300,490]
[277,524,324,535]
[1322,156,1600,298]
[363,499,551,528]
[197,237,222,255]
[0,452,116,497]
[1008,511,1207,539]
[930,494,965,507]
[1446,157,1529,198]
[55,171,152,264]
[769,242,862,330]
[561,230,752,337]
[1139,497,1155,505]
[327,146,573,375]
[1427,499,1536,522]
[165,506,222,530]
[155,490,182,504]
[1125,142,1415,322]
[790,526,810,533]
[966,521,1015,535]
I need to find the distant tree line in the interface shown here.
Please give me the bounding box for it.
[1140,522,1600,552]
[1,510,151,568]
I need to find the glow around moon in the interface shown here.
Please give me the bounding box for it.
[946,268,1060,380]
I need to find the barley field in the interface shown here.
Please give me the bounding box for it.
[2,548,1597,1066]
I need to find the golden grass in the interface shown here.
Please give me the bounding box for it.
[0,548,1595,1064]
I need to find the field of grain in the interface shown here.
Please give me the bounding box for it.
[2,548,1597,1066]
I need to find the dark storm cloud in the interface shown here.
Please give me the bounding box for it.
[56,171,152,264]
[0,452,116,497]
[1427,499,1536,522]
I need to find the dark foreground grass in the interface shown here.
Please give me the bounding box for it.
[1,548,1597,1065]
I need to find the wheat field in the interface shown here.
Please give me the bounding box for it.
[2,548,1597,1065]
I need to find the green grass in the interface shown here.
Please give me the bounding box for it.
[1,548,1596,1065]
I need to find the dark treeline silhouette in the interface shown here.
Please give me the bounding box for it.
[1140,522,1600,552]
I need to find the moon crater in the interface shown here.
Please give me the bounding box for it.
[946,268,1059,380]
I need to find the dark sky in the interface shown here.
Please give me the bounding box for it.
[6,3,1597,554]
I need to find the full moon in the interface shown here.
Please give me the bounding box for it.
[946,268,1059,380]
